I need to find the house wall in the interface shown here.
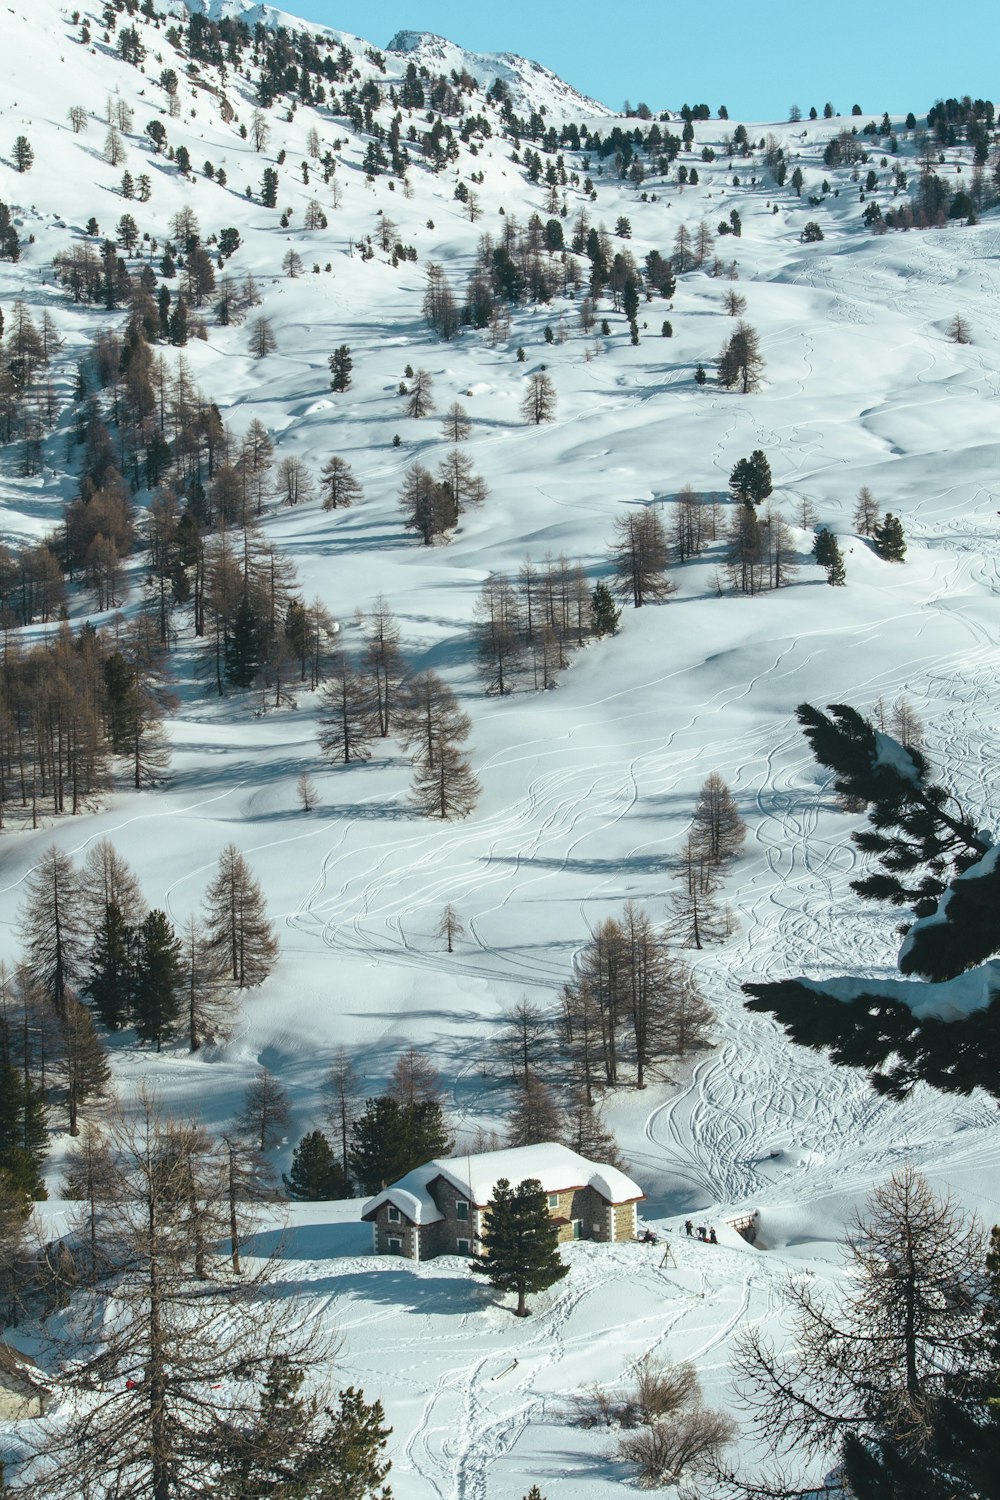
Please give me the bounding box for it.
[474,1185,620,1248]
[425,1175,476,1258]
[611,1200,639,1242]
[557,1185,616,1242]
[371,1204,420,1259]
[0,1381,44,1419]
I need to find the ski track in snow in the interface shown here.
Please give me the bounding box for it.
[5,18,1000,1494]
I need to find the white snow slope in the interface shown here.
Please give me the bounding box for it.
[1,2,999,1494]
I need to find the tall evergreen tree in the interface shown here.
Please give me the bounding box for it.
[87,900,136,1031]
[133,910,184,1052]
[282,1130,350,1201]
[215,1356,393,1499]
[349,1097,453,1194]
[203,845,278,989]
[873,512,907,561]
[729,450,772,507]
[718,322,764,392]
[690,773,746,867]
[590,581,621,637]
[473,1177,569,1317]
[20,845,85,1017]
[0,1021,47,1199]
[328,345,353,392]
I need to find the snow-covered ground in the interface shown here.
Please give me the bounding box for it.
[1,1,999,1491]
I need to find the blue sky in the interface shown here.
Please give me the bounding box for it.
[283,0,1000,122]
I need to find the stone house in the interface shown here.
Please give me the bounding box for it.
[0,1340,48,1419]
[361,1142,644,1262]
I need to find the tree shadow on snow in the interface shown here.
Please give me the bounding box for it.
[256,1261,488,1318]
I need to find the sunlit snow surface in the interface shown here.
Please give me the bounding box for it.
[2,2,999,1491]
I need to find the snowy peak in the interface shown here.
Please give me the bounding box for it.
[383,27,612,121]
[386,29,440,54]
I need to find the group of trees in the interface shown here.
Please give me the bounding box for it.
[316,597,480,819]
[474,555,594,694]
[813,525,847,584]
[0,610,173,830]
[670,774,745,948]
[7,1092,393,1499]
[0,836,276,1200]
[470,527,672,697]
[559,900,715,1092]
[0,296,64,480]
[851,486,905,564]
[280,1047,451,1199]
[397,402,488,545]
[0,292,350,725]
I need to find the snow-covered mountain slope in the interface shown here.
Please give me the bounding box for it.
[176,0,612,119]
[1,0,999,1492]
[384,29,613,120]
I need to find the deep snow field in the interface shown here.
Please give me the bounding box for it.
[1,1,999,1492]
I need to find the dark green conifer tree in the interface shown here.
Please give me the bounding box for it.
[328,345,353,392]
[873,512,906,561]
[282,1130,350,1200]
[744,703,999,1098]
[590,581,621,637]
[349,1097,452,1194]
[473,1177,569,1316]
[813,527,847,584]
[0,1022,48,1199]
[133,910,184,1052]
[87,900,136,1030]
[225,593,264,689]
[729,449,772,507]
[216,1355,393,1498]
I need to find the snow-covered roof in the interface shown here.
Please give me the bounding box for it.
[362,1143,644,1224]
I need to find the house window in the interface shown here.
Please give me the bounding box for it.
[455,1199,469,1221]
[387,1204,400,1223]
[456,1238,471,1255]
[572,1219,583,1240]
[547,1193,560,1210]
[387,1237,402,1255]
